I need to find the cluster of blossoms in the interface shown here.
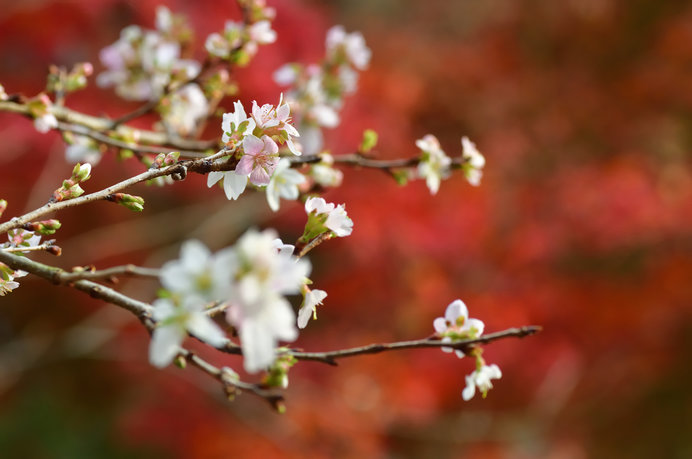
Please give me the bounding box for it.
[205,6,277,66]
[96,7,212,140]
[434,299,502,400]
[0,229,41,296]
[416,134,486,194]
[150,194,351,373]
[207,95,301,205]
[97,7,198,102]
[274,26,371,155]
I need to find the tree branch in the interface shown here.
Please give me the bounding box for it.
[0,149,231,234]
[0,249,153,317]
[286,326,542,365]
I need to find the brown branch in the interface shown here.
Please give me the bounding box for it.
[58,122,209,158]
[286,326,542,366]
[57,264,160,283]
[0,249,153,317]
[0,149,231,234]
[179,349,285,412]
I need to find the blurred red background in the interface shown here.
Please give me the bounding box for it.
[1,0,692,457]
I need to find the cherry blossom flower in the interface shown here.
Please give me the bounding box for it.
[266,158,306,211]
[97,9,199,101]
[225,229,310,373]
[163,83,209,136]
[309,153,343,188]
[207,170,248,201]
[160,239,234,304]
[416,134,452,195]
[0,277,19,296]
[461,136,485,186]
[34,112,58,133]
[248,20,276,46]
[297,288,327,329]
[149,297,227,368]
[65,135,101,165]
[250,95,301,155]
[222,100,257,145]
[304,197,353,238]
[326,26,371,70]
[462,363,502,401]
[433,299,485,358]
[236,134,280,186]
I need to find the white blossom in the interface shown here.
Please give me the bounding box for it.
[163,83,209,136]
[225,229,310,373]
[149,297,227,368]
[326,26,371,70]
[298,288,327,329]
[310,153,343,188]
[266,158,306,211]
[433,299,485,358]
[304,197,353,237]
[34,113,58,133]
[461,136,485,186]
[160,239,234,303]
[416,134,452,195]
[462,363,502,401]
[65,135,101,165]
[207,170,248,200]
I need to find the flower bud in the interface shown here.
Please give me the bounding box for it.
[107,193,145,212]
[359,129,378,154]
[24,219,61,235]
[0,199,7,218]
[71,162,92,183]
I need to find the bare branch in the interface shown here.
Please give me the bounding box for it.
[57,264,160,283]
[286,326,542,365]
[0,149,231,234]
[0,249,153,317]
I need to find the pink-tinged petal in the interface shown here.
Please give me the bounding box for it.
[251,100,261,122]
[250,166,271,185]
[283,123,300,137]
[223,172,247,200]
[262,135,279,154]
[242,134,263,155]
[433,317,447,333]
[235,156,255,176]
[285,137,301,156]
[276,102,290,121]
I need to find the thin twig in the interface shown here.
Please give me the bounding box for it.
[286,326,542,365]
[179,349,285,411]
[57,264,160,283]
